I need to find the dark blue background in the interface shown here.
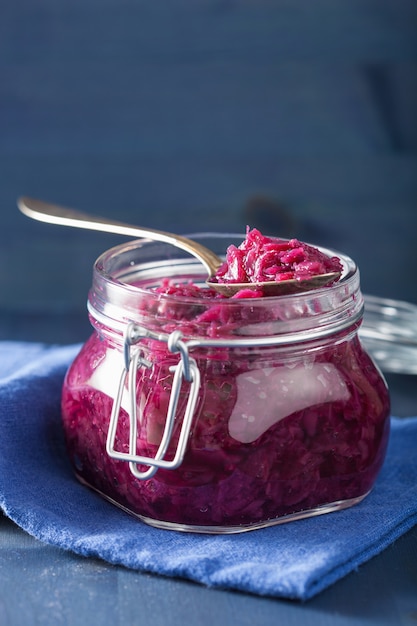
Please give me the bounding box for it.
[1,2,416,624]
[1,0,417,346]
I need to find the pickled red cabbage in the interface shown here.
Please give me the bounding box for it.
[61,230,390,530]
[213,228,343,285]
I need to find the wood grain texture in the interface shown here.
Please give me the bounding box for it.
[0,514,416,626]
[0,4,416,621]
[1,1,416,319]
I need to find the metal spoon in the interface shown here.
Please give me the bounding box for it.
[17,196,340,296]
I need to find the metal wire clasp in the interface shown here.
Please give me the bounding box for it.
[106,322,200,480]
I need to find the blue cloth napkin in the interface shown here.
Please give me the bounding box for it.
[0,341,416,601]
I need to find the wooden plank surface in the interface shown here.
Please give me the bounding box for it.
[0,4,416,622]
[1,1,416,322]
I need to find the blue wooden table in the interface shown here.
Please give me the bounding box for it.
[1,1,416,623]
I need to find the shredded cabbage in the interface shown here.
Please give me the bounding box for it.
[61,231,389,528]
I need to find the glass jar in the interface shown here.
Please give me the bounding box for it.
[61,234,390,533]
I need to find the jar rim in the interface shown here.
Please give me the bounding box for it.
[88,233,362,344]
[93,234,355,297]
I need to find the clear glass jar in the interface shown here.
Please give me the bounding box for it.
[61,234,390,533]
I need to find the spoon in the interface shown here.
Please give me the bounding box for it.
[17,196,340,296]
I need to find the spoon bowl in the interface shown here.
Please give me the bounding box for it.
[17,196,341,297]
[207,273,341,296]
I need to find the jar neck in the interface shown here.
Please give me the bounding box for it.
[87,236,363,348]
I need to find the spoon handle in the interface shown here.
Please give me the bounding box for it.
[17,196,222,276]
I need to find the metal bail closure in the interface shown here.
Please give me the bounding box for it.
[106,322,201,480]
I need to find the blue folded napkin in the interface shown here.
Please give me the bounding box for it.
[0,341,416,601]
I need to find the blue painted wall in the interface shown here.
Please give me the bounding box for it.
[1,1,416,341]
